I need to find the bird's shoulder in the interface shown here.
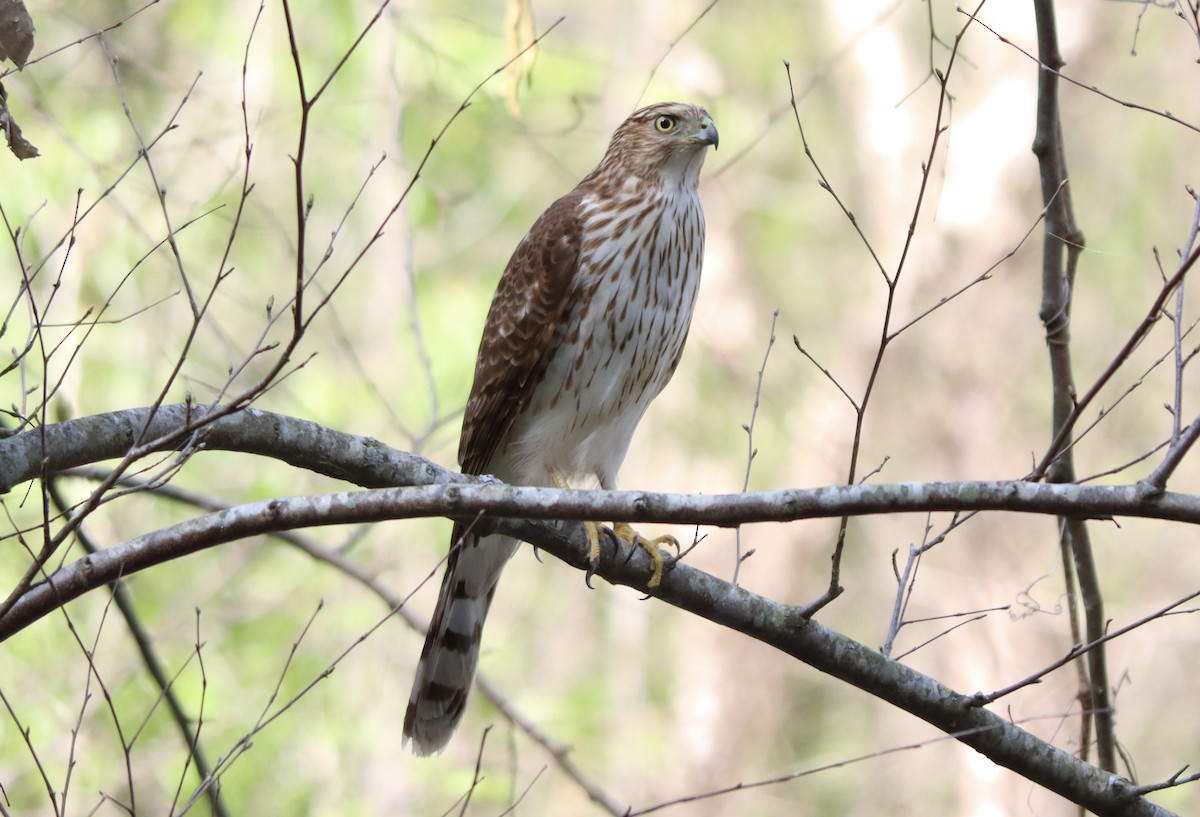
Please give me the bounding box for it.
[457,191,587,473]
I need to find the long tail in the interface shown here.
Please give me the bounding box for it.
[403,529,518,756]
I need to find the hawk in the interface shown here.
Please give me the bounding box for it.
[404,102,718,756]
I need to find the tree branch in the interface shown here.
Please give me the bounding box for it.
[1,406,1191,814]
[1030,0,1115,773]
[6,473,1200,643]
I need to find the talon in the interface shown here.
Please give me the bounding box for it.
[585,520,604,570]
[602,525,621,548]
[620,532,640,567]
[611,522,676,590]
[582,520,608,588]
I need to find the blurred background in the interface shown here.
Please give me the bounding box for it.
[2,0,1199,814]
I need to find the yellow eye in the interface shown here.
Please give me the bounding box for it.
[654,115,677,133]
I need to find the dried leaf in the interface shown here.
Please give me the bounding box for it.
[0,0,35,68]
[0,83,39,159]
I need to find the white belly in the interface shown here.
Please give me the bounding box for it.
[500,189,704,489]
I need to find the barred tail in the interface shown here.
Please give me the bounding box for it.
[403,531,517,756]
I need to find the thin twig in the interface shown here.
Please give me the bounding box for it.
[733,309,779,584]
[0,1,165,76]
[1138,191,1200,493]
[888,188,1056,339]
[967,10,1200,136]
[44,479,227,817]
[99,37,199,314]
[634,0,721,108]
[785,1,988,617]
[458,726,492,817]
[0,685,60,816]
[625,710,1128,816]
[792,336,859,412]
[784,61,889,284]
[973,587,1200,705]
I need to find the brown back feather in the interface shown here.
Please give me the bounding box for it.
[458,191,583,475]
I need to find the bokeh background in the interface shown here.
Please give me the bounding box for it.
[2,1,1199,815]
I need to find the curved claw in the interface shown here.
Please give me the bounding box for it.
[620,532,641,567]
[582,521,615,589]
[610,522,675,590]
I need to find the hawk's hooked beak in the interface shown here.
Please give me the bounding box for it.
[694,116,719,150]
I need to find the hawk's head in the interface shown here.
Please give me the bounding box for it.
[598,102,719,188]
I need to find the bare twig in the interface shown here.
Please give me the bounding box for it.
[785,1,987,617]
[733,309,778,584]
[0,684,60,816]
[967,10,1200,136]
[888,189,1055,339]
[1132,767,1200,797]
[784,60,889,284]
[493,765,548,817]
[0,1,165,76]
[881,510,984,659]
[792,336,859,411]
[624,710,1171,817]
[634,0,721,108]
[1138,192,1200,493]
[99,37,200,315]
[60,591,136,815]
[458,726,492,817]
[1032,245,1200,481]
[44,478,228,817]
[973,587,1200,706]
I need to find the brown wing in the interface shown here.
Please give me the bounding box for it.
[458,191,583,476]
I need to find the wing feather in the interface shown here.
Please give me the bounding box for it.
[458,192,583,475]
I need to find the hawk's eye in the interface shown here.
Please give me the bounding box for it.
[654,115,677,133]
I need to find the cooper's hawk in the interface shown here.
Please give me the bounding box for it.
[404,102,718,756]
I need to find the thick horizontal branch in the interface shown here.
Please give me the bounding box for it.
[3,404,1197,525]
[0,405,1185,814]
[5,478,1197,638]
[0,403,453,495]
[0,487,1174,816]
[337,479,1192,525]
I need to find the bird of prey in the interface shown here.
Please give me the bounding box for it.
[404,101,718,756]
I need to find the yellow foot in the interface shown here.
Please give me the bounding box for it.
[553,469,676,589]
[585,520,605,575]
[611,522,678,589]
